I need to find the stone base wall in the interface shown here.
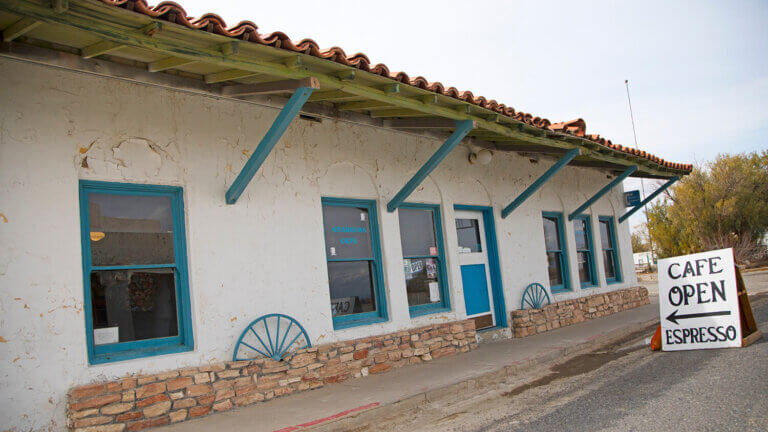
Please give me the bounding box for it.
[510,287,650,338]
[67,320,477,431]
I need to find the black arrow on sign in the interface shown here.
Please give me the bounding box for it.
[666,309,731,325]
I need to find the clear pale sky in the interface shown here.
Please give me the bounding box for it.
[180,0,767,230]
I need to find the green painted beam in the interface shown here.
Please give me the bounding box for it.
[370,109,435,118]
[335,100,393,110]
[81,40,123,58]
[147,56,196,72]
[2,17,41,42]
[204,69,258,84]
[221,77,320,97]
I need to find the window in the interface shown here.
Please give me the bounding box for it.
[542,212,570,292]
[599,216,622,283]
[397,204,450,316]
[573,216,597,287]
[456,218,482,253]
[321,198,387,329]
[79,181,193,364]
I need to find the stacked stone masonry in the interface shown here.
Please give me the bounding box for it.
[510,287,650,338]
[67,320,477,431]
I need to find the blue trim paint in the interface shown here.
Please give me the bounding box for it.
[397,202,452,317]
[460,264,491,315]
[618,176,679,223]
[453,205,507,328]
[542,211,572,293]
[599,216,623,284]
[387,120,474,212]
[321,197,389,329]
[78,180,194,365]
[226,87,315,204]
[572,214,598,288]
[502,148,580,218]
[568,166,638,221]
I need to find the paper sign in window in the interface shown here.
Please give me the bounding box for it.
[94,327,119,345]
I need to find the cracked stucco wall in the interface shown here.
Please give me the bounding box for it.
[0,57,636,431]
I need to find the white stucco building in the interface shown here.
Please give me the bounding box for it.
[0,1,691,430]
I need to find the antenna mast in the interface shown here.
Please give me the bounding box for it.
[625,79,655,270]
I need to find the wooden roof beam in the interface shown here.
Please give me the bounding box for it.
[147,56,196,72]
[382,118,457,129]
[81,40,124,58]
[335,100,393,111]
[204,69,258,84]
[221,77,320,97]
[2,17,41,42]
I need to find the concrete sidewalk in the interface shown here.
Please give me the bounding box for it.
[158,300,661,432]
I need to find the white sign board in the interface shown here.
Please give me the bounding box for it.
[658,248,741,351]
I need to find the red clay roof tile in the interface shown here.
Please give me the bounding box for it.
[97,0,692,173]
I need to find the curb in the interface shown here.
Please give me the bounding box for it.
[305,316,660,431]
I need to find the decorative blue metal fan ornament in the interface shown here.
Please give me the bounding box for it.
[233,314,311,361]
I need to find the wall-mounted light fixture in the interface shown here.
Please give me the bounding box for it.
[468,149,493,165]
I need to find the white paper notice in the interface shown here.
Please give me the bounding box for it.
[360,213,366,221]
[94,327,119,345]
[330,247,336,256]
[429,282,440,302]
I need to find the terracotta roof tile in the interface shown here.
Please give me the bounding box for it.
[97,0,692,173]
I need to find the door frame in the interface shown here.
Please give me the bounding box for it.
[453,205,507,328]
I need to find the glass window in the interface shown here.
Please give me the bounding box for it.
[456,218,482,253]
[542,212,570,292]
[322,198,387,328]
[599,217,622,283]
[398,206,450,315]
[79,181,193,364]
[573,216,597,287]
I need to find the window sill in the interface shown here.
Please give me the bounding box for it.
[90,343,193,365]
[550,286,571,294]
[332,316,388,330]
[606,279,623,285]
[580,283,598,289]
[409,305,451,318]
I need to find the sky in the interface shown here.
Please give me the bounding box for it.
[178,0,768,230]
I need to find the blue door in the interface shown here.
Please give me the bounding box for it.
[455,210,495,328]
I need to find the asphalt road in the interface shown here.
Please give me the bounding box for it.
[366,272,768,432]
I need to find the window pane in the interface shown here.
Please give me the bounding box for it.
[327,261,376,316]
[90,269,178,344]
[546,252,563,286]
[398,208,437,257]
[600,220,613,249]
[603,250,616,279]
[456,218,482,253]
[89,193,175,266]
[403,258,440,306]
[322,205,373,260]
[543,217,561,251]
[573,219,589,250]
[577,251,592,284]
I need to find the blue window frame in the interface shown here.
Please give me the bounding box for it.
[78,181,194,364]
[542,211,571,292]
[599,216,622,284]
[572,215,597,288]
[397,203,451,317]
[321,197,388,329]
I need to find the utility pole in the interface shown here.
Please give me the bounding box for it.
[624,79,655,272]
